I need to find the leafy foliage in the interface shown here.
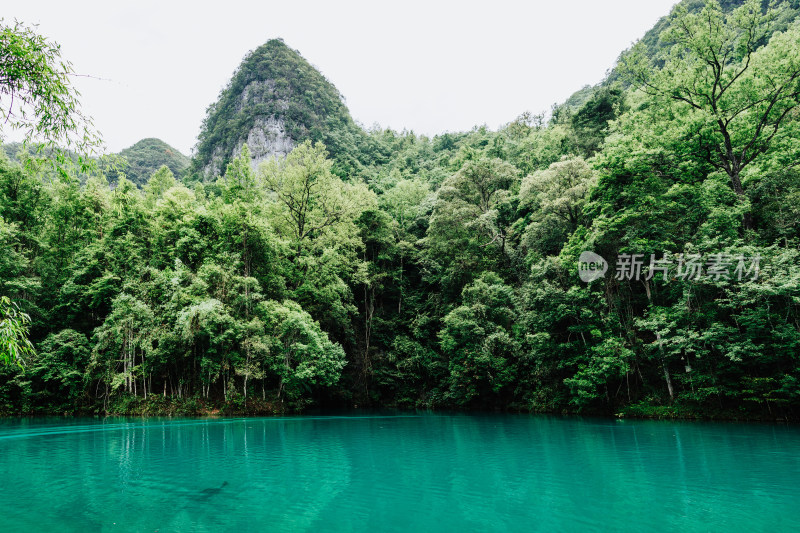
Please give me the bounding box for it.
[0,20,98,155]
[113,138,190,187]
[0,296,34,367]
[2,3,800,419]
[192,39,370,181]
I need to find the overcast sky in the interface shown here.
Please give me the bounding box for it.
[6,0,677,155]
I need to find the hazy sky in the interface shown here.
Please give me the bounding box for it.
[6,0,678,155]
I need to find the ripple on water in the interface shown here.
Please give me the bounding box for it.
[0,415,799,532]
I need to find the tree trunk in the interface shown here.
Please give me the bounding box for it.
[363,284,374,398]
[643,279,674,402]
[398,254,403,314]
[729,170,753,230]
[657,331,675,402]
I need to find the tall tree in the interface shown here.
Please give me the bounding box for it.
[259,141,375,334]
[623,0,800,229]
[0,21,98,154]
[0,296,34,366]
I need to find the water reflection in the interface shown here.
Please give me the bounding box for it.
[0,415,798,532]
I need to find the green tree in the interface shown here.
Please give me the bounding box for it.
[0,296,34,366]
[623,0,800,229]
[220,144,258,204]
[519,156,596,258]
[439,272,519,405]
[380,177,430,313]
[29,329,89,408]
[143,165,177,208]
[259,140,375,333]
[0,20,98,153]
[91,294,155,397]
[570,86,626,157]
[259,299,346,402]
[424,156,519,298]
[259,140,374,255]
[176,297,239,400]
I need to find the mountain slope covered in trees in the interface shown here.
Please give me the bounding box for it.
[191,38,374,181]
[555,0,800,138]
[1,0,800,419]
[114,138,190,187]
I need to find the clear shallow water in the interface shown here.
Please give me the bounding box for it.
[0,414,798,532]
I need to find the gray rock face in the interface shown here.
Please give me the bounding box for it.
[237,80,287,112]
[241,115,295,168]
[203,80,295,178]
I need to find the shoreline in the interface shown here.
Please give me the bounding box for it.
[2,398,797,424]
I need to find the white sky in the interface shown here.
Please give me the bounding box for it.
[4,0,677,155]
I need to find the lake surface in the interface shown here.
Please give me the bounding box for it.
[0,413,798,532]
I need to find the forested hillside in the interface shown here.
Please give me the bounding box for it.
[1,0,800,419]
[112,138,190,186]
[191,39,375,181]
[2,138,188,188]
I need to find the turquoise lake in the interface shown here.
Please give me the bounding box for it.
[0,413,798,532]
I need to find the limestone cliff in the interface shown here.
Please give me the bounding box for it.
[192,39,367,180]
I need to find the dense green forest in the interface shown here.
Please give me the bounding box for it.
[112,138,190,187]
[2,0,800,419]
[2,138,189,188]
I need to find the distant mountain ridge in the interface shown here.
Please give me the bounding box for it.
[115,138,190,186]
[1,138,189,188]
